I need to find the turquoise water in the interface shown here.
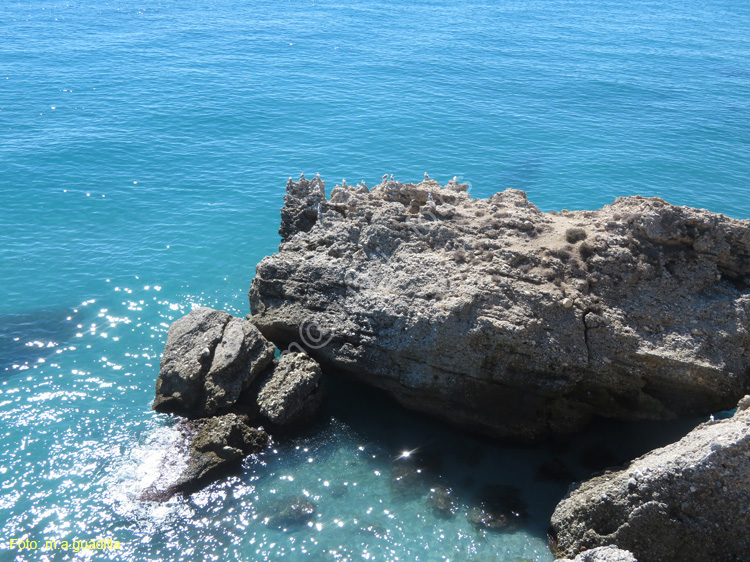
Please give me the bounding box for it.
[2,0,749,560]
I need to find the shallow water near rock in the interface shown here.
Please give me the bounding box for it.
[2,0,749,560]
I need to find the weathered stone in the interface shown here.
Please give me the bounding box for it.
[141,413,269,501]
[550,396,750,562]
[256,352,322,425]
[280,176,326,242]
[174,413,269,494]
[554,546,637,562]
[250,178,750,440]
[154,307,275,417]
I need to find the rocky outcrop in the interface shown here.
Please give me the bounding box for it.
[154,307,275,417]
[550,396,750,562]
[249,177,750,440]
[141,413,269,500]
[555,546,637,562]
[256,352,323,426]
[148,308,326,498]
[175,413,269,494]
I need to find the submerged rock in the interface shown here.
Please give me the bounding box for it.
[250,178,750,440]
[554,546,637,562]
[256,351,323,426]
[265,495,317,528]
[550,396,750,562]
[426,486,459,519]
[154,308,275,417]
[466,484,528,531]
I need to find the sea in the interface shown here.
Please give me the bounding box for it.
[1,1,749,560]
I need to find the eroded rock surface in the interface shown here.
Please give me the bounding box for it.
[550,396,750,562]
[141,413,269,500]
[250,177,750,440]
[256,351,323,425]
[555,546,638,562]
[175,413,269,494]
[154,307,275,417]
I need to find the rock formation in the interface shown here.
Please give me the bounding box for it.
[550,396,750,562]
[140,413,269,501]
[174,413,269,494]
[554,546,637,562]
[256,351,323,426]
[154,307,274,417]
[249,177,750,441]
[149,307,324,497]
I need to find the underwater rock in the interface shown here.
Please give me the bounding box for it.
[328,483,349,498]
[256,351,323,426]
[154,307,275,417]
[425,486,458,518]
[388,451,439,498]
[555,546,637,562]
[466,484,528,531]
[250,178,750,440]
[550,396,750,562]
[389,461,428,498]
[265,495,317,528]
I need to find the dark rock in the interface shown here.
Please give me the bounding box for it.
[467,484,528,531]
[250,179,750,440]
[265,495,317,528]
[426,486,458,519]
[550,396,750,562]
[256,352,323,426]
[154,308,275,417]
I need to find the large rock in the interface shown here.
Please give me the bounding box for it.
[555,546,637,562]
[256,351,323,425]
[249,177,750,440]
[550,396,750,562]
[154,307,275,417]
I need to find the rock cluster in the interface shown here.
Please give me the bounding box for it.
[150,307,323,496]
[550,396,750,562]
[250,177,750,441]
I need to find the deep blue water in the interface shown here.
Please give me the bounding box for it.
[1,1,749,560]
